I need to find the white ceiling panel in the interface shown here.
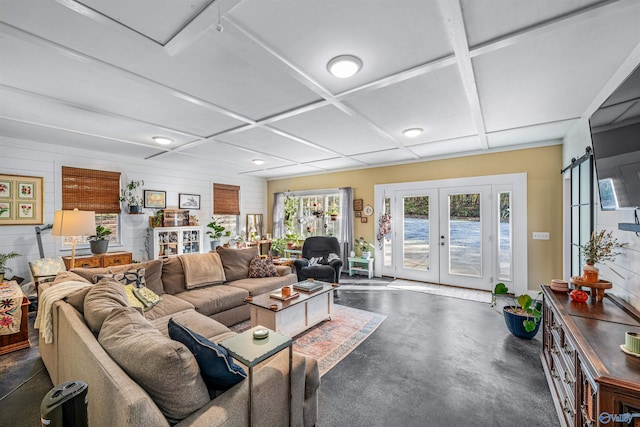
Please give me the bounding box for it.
[0,118,163,158]
[474,2,640,132]
[409,136,482,158]
[218,128,334,162]
[272,105,397,156]
[351,148,415,165]
[154,151,246,174]
[253,164,324,179]
[461,0,604,46]
[303,157,366,171]
[229,0,453,94]
[487,120,576,148]
[177,140,294,170]
[345,65,476,144]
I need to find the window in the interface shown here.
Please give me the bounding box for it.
[568,154,594,277]
[61,166,121,246]
[213,183,240,236]
[277,190,343,239]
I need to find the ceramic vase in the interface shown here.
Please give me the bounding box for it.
[582,263,599,283]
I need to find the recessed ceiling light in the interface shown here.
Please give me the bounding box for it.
[252,159,265,165]
[152,136,173,145]
[402,128,423,138]
[327,55,362,78]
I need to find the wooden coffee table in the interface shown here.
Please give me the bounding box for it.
[248,281,335,337]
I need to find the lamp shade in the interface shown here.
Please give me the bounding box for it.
[52,209,96,236]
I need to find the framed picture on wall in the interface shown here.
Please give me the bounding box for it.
[144,190,166,209]
[179,193,201,210]
[360,217,368,223]
[0,174,43,225]
[355,211,362,218]
[354,199,363,211]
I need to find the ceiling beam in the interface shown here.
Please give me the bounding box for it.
[437,0,488,150]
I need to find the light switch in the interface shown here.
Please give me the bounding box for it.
[533,232,550,240]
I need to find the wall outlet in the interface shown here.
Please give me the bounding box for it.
[532,232,550,240]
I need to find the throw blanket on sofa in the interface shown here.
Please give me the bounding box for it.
[0,281,23,335]
[35,281,92,344]
[179,253,226,289]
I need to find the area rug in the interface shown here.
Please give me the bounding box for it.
[388,279,492,303]
[230,304,386,376]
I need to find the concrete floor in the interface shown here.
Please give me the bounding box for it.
[0,277,559,426]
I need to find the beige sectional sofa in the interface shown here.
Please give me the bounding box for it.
[37,247,319,427]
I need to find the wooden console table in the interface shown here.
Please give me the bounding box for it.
[541,285,640,426]
[62,251,132,269]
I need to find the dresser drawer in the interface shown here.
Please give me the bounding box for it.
[102,253,132,267]
[70,257,101,268]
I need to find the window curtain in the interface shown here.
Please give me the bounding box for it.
[272,192,285,237]
[62,166,121,213]
[338,187,353,265]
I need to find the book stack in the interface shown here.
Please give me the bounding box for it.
[293,281,323,293]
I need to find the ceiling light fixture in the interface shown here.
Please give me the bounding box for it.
[252,159,265,165]
[327,55,362,78]
[402,128,423,138]
[152,136,173,145]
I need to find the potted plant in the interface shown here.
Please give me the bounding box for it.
[492,283,542,339]
[118,179,144,214]
[579,229,626,283]
[328,204,339,221]
[356,236,374,259]
[88,225,112,254]
[206,217,225,250]
[269,237,287,257]
[285,232,302,249]
[0,251,20,283]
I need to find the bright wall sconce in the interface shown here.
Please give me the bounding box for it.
[402,128,423,138]
[327,55,362,78]
[152,136,173,145]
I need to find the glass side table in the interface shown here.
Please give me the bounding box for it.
[219,326,293,426]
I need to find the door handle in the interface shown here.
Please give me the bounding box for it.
[441,242,445,246]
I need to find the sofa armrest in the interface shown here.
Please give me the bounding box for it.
[293,259,309,270]
[327,259,343,269]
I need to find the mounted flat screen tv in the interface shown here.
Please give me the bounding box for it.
[589,64,640,210]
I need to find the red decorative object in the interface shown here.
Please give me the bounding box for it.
[570,289,589,303]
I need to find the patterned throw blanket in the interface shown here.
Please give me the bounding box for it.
[0,281,23,335]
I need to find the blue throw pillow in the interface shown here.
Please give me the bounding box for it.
[168,318,246,390]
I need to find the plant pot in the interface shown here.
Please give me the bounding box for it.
[502,306,541,339]
[89,239,109,255]
[210,240,220,251]
[128,205,142,214]
[361,251,371,259]
[330,214,338,221]
[582,263,599,283]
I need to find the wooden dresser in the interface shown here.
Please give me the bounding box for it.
[541,285,640,426]
[62,251,133,269]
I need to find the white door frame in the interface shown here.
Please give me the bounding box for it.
[374,173,528,296]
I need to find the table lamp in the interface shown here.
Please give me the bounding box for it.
[52,208,96,269]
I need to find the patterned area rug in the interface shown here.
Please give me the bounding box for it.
[230,304,387,376]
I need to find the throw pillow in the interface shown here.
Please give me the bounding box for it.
[216,246,260,281]
[94,268,161,311]
[83,277,129,334]
[133,286,162,309]
[93,268,146,288]
[168,318,246,390]
[248,256,277,278]
[98,307,210,422]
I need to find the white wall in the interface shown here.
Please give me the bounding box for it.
[0,136,266,282]
[563,123,640,310]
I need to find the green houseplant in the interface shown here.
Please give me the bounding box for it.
[579,229,626,282]
[88,225,112,255]
[269,237,287,257]
[328,203,339,221]
[206,217,225,250]
[118,179,144,214]
[355,236,374,259]
[492,283,542,339]
[0,251,20,283]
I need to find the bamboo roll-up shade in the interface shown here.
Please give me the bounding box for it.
[213,183,240,215]
[62,166,121,213]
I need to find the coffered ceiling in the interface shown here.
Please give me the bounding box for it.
[0,0,639,178]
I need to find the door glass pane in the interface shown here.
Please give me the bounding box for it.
[498,192,512,280]
[572,168,579,204]
[580,162,591,203]
[402,196,429,270]
[449,193,481,276]
[383,197,392,267]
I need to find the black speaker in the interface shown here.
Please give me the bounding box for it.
[40,380,88,427]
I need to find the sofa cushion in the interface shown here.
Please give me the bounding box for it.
[229,273,298,297]
[168,318,246,390]
[71,259,165,295]
[98,306,210,422]
[83,278,129,334]
[248,256,277,278]
[179,253,226,289]
[216,246,259,281]
[161,257,186,295]
[55,271,92,313]
[150,309,231,342]
[175,285,249,317]
[143,294,195,321]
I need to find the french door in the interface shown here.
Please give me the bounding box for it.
[377,174,526,294]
